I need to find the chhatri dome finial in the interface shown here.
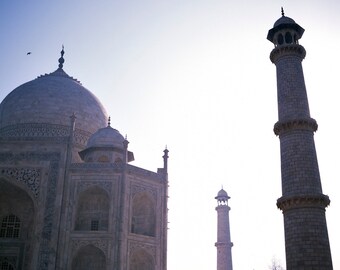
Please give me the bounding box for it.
[58,45,65,69]
[163,145,169,155]
[107,116,111,127]
[281,7,285,16]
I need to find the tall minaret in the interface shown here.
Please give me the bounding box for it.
[215,188,233,270]
[267,9,333,269]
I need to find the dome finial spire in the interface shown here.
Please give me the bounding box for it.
[58,45,65,69]
[108,116,111,127]
[281,7,285,16]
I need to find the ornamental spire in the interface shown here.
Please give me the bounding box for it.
[58,45,65,69]
[163,146,169,173]
[281,7,285,16]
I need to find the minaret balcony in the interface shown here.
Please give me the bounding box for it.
[273,118,318,136]
[277,194,330,213]
[270,44,306,63]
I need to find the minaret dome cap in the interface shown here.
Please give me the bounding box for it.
[273,15,296,28]
[267,14,305,43]
[86,125,125,149]
[215,188,230,201]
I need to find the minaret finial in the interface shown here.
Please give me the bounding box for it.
[281,7,285,16]
[163,146,169,173]
[164,145,169,155]
[58,45,65,69]
[108,116,111,127]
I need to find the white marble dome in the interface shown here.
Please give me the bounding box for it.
[0,67,108,135]
[87,125,125,149]
[79,121,135,163]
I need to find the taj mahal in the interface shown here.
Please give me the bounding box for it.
[0,10,333,270]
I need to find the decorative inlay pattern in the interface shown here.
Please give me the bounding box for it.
[277,194,330,212]
[71,162,123,171]
[0,123,69,137]
[274,118,318,136]
[270,44,306,63]
[78,181,112,194]
[0,167,41,197]
[0,123,91,146]
[131,184,157,200]
[74,129,91,146]
[71,239,108,257]
[129,241,156,258]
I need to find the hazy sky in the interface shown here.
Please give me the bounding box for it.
[1,1,340,269]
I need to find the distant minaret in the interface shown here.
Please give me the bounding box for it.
[267,9,333,269]
[215,188,233,270]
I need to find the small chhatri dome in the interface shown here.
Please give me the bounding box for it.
[267,8,305,44]
[86,124,125,149]
[79,120,135,163]
[215,188,230,201]
[273,15,296,28]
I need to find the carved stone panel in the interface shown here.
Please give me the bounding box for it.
[0,167,41,198]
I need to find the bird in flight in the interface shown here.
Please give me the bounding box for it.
[27,52,31,55]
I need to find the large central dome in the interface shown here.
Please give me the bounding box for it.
[0,51,108,136]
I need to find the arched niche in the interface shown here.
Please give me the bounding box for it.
[75,186,109,231]
[72,245,106,270]
[129,248,155,270]
[0,178,35,269]
[131,192,156,237]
